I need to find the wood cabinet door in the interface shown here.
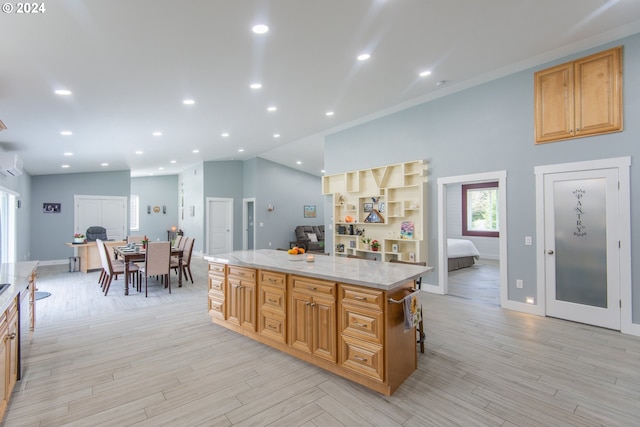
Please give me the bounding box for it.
[289,291,313,355]
[239,283,256,332]
[226,280,241,327]
[534,62,574,143]
[312,294,337,363]
[6,312,18,396]
[574,47,622,137]
[0,323,6,417]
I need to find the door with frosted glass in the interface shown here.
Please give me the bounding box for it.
[543,168,620,329]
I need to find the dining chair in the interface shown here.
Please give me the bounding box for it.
[173,235,183,249]
[96,239,138,296]
[127,235,145,244]
[390,258,427,353]
[139,241,171,297]
[171,237,194,284]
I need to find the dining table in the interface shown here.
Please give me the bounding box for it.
[113,245,184,295]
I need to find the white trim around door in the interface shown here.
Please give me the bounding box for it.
[436,171,508,309]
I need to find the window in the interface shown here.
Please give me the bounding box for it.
[0,189,17,263]
[462,182,499,237]
[130,195,139,231]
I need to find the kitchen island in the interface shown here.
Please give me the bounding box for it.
[205,249,432,395]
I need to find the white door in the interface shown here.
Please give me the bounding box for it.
[207,198,233,255]
[543,168,620,329]
[75,195,127,241]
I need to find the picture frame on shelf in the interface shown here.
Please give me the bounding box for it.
[363,202,373,212]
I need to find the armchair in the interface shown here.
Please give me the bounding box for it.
[294,225,325,252]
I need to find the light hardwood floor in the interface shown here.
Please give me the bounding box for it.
[3,256,640,426]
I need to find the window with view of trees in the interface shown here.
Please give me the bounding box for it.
[462,182,499,237]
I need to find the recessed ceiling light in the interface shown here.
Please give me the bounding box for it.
[267,106,277,112]
[158,167,165,170]
[250,83,262,90]
[61,164,70,168]
[60,131,73,136]
[326,111,334,116]
[238,148,245,153]
[273,133,280,138]
[296,161,302,165]
[54,89,72,96]
[63,152,73,156]
[321,169,325,174]
[419,70,432,77]
[135,150,143,155]
[152,131,162,136]
[252,24,269,34]
[221,132,230,137]
[101,163,109,167]
[183,99,195,105]
[357,53,370,61]
[193,149,199,153]
[170,160,176,164]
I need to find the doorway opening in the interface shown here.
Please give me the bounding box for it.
[437,171,507,308]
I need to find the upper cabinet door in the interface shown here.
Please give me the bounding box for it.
[574,47,623,138]
[534,46,622,144]
[534,62,574,143]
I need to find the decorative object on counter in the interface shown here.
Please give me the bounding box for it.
[287,246,305,260]
[141,236,149,249]
[43,202,61,213]
[306,254,315,262]
[73,233,86,244]
[371,240,380,251]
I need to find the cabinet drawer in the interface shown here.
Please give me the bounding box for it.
[260,311,286,344]
[340,335,384,382]
[259,270,286,288]
[340,284,384,311]
[208,262,226,275]
[208,274,224,293]
[292,276,335,297]
[341,305,383,344]
[208,296,225,319]
[260,285,286,316]
[228,266,256,280]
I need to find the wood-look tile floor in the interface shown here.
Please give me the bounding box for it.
[3,256,640,426]
[448,259,500,306]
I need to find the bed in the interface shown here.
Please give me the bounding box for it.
[447,238,480,271]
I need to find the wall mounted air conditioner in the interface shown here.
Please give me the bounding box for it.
[0,153,24,177]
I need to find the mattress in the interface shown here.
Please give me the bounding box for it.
[447,238,481,260]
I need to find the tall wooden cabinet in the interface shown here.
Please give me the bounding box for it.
[322,160,427,262]
[534,46,622,144]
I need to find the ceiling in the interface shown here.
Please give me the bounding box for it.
[1,1,640,178]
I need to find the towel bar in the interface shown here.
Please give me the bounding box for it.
[387,287,417,304]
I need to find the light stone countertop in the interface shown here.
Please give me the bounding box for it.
[0,261,39,313]
[204,249,432,291]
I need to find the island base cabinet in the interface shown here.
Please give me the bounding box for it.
[206,259,419,396]
[0,297,19,420]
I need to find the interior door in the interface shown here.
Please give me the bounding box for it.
[75,196,127,241]
[543,168,620,329]
[207,198,233,255]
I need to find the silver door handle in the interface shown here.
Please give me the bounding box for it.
[547,250,554,254]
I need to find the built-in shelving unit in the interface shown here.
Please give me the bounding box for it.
[322,160,427,263]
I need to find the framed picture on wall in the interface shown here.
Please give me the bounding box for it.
[304,205,316,218]
[43,203,61,213]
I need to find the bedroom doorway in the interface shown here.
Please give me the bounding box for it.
[436,171,507,307]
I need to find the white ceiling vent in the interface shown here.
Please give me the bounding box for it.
[0,153,23,177]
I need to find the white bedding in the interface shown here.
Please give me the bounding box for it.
[447,238,480,259]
